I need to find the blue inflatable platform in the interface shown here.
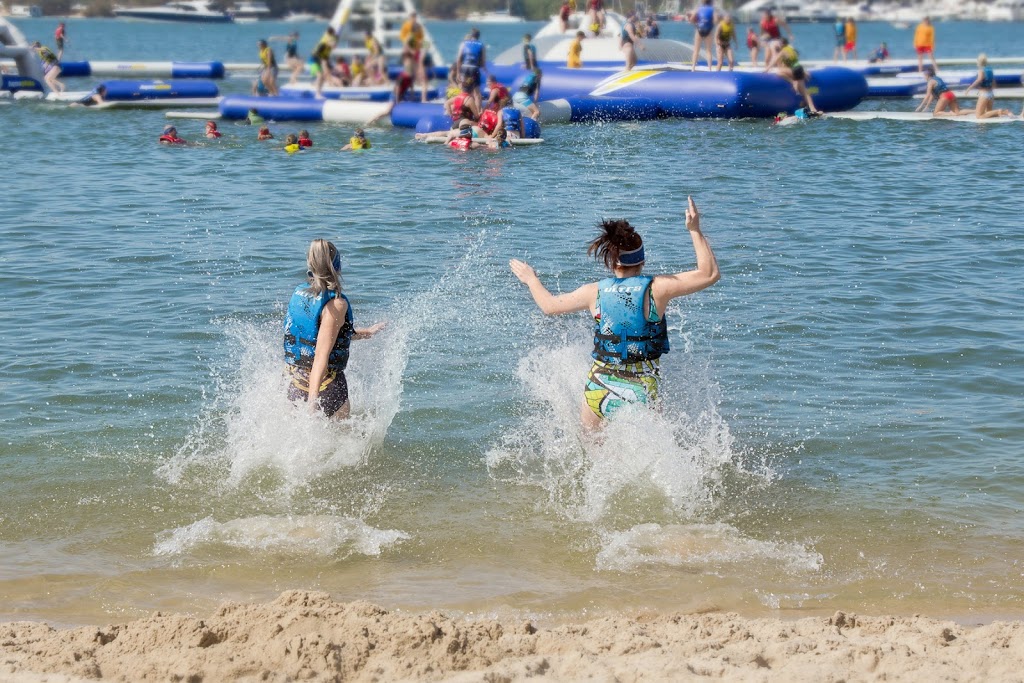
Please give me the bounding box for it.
[100,80,219,100]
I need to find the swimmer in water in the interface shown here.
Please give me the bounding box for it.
[72,84,106,107]
[510,197,720,431]
[963,53,1013,119]
[414,104,480,143]
[491,95,526,140]
[159,125,186,145]
[284,133,302,153]
[205,120,222,138]
[915,66,962,117]
[298,130,313,147]
[283,239,385,419]
[246,108,264,125]
[341,128,371,150]
[257,125,274,140]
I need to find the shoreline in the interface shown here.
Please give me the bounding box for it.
[3,591,1024,682]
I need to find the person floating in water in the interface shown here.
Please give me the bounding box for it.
[298,129,313,147]
[341,128,371,150]
[257,125,274,140]
[964,53,1013,119]
[246,108,264,125]
[509,196,720,431]
[205,120,222,138]
[284,239,385,419]
[915,66,962,117]
[159,125,186,145]
[73,84,106,107]
[284,133,302,153]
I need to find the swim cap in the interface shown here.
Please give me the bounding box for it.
[162,125,176,135]
[617,244,645,267]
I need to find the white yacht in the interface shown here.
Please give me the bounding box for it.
[113,0,233,23]
[503,10,692,65]
[465,8,525,23]
[283,10,325,21]
[230,0,269,21]
[987,0,1024,21]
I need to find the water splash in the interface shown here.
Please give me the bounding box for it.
[159,312,408,494]
[153,515,408,558]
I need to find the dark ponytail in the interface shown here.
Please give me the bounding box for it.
[588,220,643,270]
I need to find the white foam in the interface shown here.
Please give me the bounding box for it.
[596,522,823,573]
[159,314,408,493]
[153,514,409,558]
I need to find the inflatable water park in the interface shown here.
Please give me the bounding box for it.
[4,0,1024,130]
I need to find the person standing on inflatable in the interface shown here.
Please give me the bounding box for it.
[54,22,67,60]
[831,18,844,63]
[715,13,737,71]
[509,197,720,431]
[759,9,791,67]
[914,17,937,73]
[690,0,716,71]
[843,18,857,62]
[620,13,640,71]
[284,239,385,419]
[456,28,487,109]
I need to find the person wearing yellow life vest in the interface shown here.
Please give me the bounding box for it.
[567,31,584,68]
[341,128,371,151]
[766,38,820,115]
[257,39,279,96]
[715,14,738,71]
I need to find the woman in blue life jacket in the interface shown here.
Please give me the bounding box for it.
[510,197,720,431]
[284,239,385,419]
[963,53,1013,119]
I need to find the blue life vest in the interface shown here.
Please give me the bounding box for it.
[621,24,634,44]
[462,39,483,67]
[833,21,844,38]
[283,285,354,370]
[648,23,660,38]
[696,5,715,32]
[592,275,669,363]
[501,105,521,132]
[981,66,994,89]
[520,71,537,94]
[932,75,948,94]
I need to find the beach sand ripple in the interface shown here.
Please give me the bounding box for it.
[2,593,1024,682]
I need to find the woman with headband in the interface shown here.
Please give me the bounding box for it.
[283,239,385,419]
[510,197,720,430]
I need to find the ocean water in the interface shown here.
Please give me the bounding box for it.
[1,17,1023,626]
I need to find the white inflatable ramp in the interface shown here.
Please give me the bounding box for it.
[166,111,222,119]
[913,87,1024,100]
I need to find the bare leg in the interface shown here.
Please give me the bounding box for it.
[716,43,724,71]
[331,401,351,420]
[580,399,603,433]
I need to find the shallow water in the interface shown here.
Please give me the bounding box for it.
[1,17,1023,625]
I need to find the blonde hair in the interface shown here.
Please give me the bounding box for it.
[306,239,342,296]
[978,53,988,65]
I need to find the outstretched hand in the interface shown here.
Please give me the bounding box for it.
[509,259,538,284]
[685,195,700,232]
[363,322,386,337]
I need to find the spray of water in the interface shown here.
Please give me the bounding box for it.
[486,303,808,573]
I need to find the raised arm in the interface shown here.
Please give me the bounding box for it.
[651,196,720,313]
[510,259,597,315]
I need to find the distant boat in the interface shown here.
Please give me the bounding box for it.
[113,0,233,22]
[282,10,324,21]
[466,7,525,23]
[6,4,43,16]
[230,0,269,21]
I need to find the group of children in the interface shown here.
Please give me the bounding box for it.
[916,53,1021,119]
[158,121,372,151]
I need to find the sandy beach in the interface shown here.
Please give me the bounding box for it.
[2,591,1022,682]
